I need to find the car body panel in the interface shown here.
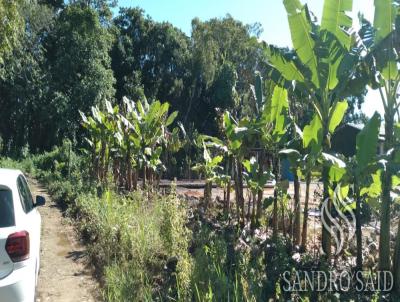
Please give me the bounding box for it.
[0,169,42,302]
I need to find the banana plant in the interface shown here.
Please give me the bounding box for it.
[279,118,304,246]
[221,111,249,226]
[243,156,274,228]
[80,106,114,183]
[80,97,179,192]
[341,113,382,272]
[356,0,400,275]
[123,97,178,188]
[265,0,361,259]
[192,143,224,211]
[279,116,320,249]
[247,72,289,231]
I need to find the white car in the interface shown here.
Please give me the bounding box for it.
[0,169,45,302]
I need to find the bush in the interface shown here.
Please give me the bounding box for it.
[0,156,35,174]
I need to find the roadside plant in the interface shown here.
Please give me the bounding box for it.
[357,0,400,276]
[265,0,362,259]
[192,143,224,211]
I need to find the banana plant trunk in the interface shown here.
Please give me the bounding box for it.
[393,217,400,293]
[354,181,363,273]
[293,168,301,246]
[272,155,279,239]
[238,161,245,227]
[204,181,212,211]
[126,145,132,190]
[256,151,265,227]
[251,193,256,229]
[301,173,311,250]
[379,116,394,272]
[321,162,332,260]
[143,165,147,189]
[234,157,241,226]
[225,156,232,215]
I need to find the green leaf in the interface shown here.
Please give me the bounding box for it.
[374,0,398,43]
[328,100,348,133]
[242,159,251,173]
[393,175,400,187]
[373,0,400,79]
[265,85,288,124]
[265,46,305,82]
[361,170,382,198]
[283,0,319,87]
[211,155,223,167]
[321,0,353,49]
[328,164,346,183]
[356,112,381,171]
[165,111,178,126]
[303,114,322,149]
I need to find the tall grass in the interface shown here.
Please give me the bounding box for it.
[76,188,193,301]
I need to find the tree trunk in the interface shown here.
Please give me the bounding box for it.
[204,181,212,211]
[355,181,363,273]
[293,168,301,246]
[237,160,245,227]
[393,217,400,293]
[126,145,132,191]
[233,158,241,226]
[251,193,256,229]
[273,189,278,239]
[247,192,251,221]
[272,156,279,240]
[301,173,311,251]
[132,168,137,190]
[379,116,394,272]
[321,163,332,260]
[255,151,264,227]
[225,156,232,215]
[281,200,286,236]
[99,139,106,182]
[143,165,147,189]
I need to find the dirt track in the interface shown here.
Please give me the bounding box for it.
[29,179,100,302]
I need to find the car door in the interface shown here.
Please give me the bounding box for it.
[0,188,16,279]
[16,176,41,264]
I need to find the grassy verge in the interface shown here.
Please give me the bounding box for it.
[1,145,193,301]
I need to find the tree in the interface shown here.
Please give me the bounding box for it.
[0,0,24,70]
[112,8,191,113]
[266,0,362,260]
[0,1,54,154]
[192,143,224,211]
[357,0,400,276]
[46,4,115,146]
[346,113,381,273]
[188,16,264,135]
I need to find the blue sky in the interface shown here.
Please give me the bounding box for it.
[115,0,383,118]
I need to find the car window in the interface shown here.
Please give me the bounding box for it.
[0,189,15,227]
[17,176,34,213]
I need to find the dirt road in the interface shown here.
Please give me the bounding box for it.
[29,179,100,302]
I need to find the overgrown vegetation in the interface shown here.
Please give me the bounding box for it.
[1,0,400,301]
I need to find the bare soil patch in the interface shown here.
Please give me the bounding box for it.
[29,178,101,302]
